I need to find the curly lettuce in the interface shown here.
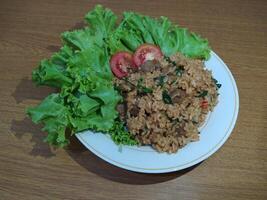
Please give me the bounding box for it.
[108,12,211,59]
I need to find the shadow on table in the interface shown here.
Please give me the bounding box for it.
[66,137,201,185]
[12,77,57,104]
[68,21,86,31]
[11,117,56,158]
[10,78,57,158]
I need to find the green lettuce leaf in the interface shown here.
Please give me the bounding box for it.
[62,4,117,51]
[67,45,112,81]
[89,85,121,104]
[32,45,73,88]
[68,89,120,133]
[170,28,210,59]
[68,94,100,117]
[50,45,74,65]
[32,59,72,88]
[122,12,155,43]
[110,12,211,59]
[26,93,71,147]
[84,4,117,38]
[107,25,143,54]
[61,28,97,51]
[28,5,131,147]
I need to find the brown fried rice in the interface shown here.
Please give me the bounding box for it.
[115,53,219,153]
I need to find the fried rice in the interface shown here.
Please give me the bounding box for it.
[115,53,219,153]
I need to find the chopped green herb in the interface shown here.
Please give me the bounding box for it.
[165,56,184,77]
[196,90,208,97]
[172,118,180,123]
[137,77,144,89]
[141,87,153,94]
[212,77,218,83]
[212,78,222,89]
[162,90,172,104]
[164,56,177,66]
[155,75,166,87]
[216,83,222,88]
[137,77,153,94]
[170,80,177,85]
[175,66,184,76]
[164,56,171,62]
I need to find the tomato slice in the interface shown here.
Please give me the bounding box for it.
[133,44,163,67]
[110,52,135,78]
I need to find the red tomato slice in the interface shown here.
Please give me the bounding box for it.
[110,52,135,78]
[133,44,163,67]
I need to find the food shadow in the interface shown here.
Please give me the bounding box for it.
[11,78,57,158]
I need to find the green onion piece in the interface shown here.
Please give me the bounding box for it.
[137,77,153,94]
[175,67,184,76]
[196,90,208,98]
[212,78,222,89]
[142,87,153,94]
[162,90,172,104]
[155,75,166,87]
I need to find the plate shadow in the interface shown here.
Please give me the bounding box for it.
[66,137,202,185]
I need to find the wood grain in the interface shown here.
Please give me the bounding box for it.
[0,0,267,199]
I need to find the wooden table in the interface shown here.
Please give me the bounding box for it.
[1,0,266,199]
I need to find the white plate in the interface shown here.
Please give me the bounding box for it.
[76,51,239,173]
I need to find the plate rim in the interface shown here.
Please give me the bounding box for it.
[76,51,239,173]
